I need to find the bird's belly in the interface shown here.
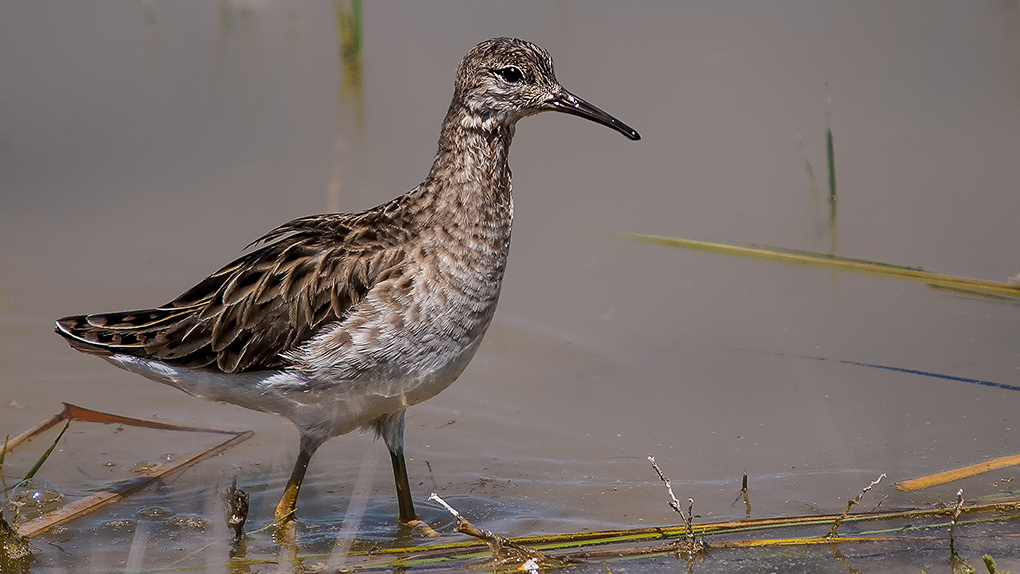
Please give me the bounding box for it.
[292,326,486,439]
[290,254,504,393]
[103,331,483,441]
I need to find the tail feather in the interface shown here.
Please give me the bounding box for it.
[55,308,192,358]
[80,308,195,330]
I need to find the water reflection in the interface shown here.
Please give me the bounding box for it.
[329,0,368,213]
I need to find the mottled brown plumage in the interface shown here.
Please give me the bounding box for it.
[56,37,639,528]
[59,209,410,373]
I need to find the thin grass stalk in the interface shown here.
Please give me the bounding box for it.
[628,234,1020,298]
[22,421,69,481]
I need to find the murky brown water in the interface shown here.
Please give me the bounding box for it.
[2,1,1020,572]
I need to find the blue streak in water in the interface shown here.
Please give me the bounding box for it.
[799,355,1020,392]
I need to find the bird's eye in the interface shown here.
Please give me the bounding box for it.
[495,66,524,84]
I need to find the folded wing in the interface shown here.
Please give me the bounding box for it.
[56,207,411,373]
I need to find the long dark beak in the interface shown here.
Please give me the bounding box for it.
[547,89,641,141]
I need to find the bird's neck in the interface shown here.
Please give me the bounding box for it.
[411,101,515,287]
[424,101,515,219]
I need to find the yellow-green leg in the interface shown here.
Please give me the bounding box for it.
[275,439,318,524]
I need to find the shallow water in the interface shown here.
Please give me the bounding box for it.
[2,1,1020,572]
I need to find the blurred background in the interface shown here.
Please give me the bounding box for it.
[1,1,1019,571]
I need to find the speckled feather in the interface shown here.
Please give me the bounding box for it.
[56,207,412,373]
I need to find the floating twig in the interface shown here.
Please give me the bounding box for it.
[897,453,1020,491]
[4,403,252,538]
[731,473,752,517]
[950,489,965,556]
[648,456,705,555]
[429,493,569,569]
[225,477,249,543]
[826,473,885,539]
[306,497,1020,570]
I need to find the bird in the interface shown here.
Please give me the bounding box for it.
[55,37,640,528]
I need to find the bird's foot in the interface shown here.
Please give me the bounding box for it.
[403,518,440,537]
[272,515,299,546]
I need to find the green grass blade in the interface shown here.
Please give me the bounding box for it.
[627,234,1020,299]
[23,421,70,481]
[826,126,836,202]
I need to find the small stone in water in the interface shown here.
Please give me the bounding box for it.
[46,525,75,543]
[167,514,209,531]
[139,506,173,519]
[131,460,163,474]
[103,519,137,531]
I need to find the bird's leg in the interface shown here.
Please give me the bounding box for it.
[275,434,322,524]
[375,410,417,523]
[389,446,417,523]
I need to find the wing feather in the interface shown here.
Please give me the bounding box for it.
[56,206,412,373]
